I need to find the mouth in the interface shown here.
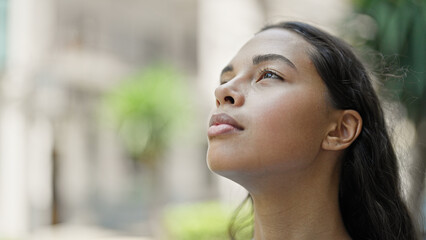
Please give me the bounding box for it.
[208,113,244,137]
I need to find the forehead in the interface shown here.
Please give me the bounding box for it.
[232,28,313,66]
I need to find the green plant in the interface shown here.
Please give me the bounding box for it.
[163,201,253,240]
[352,0,426,123]
[103,64,190,164]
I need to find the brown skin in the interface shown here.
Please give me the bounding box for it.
[207,29,362,240]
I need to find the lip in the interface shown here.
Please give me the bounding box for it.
[208,113,244,137]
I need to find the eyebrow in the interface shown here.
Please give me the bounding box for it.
[219,53,297,78]
[253,53,297,70]
[220,65,233,76]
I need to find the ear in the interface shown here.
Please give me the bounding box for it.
[322,110,362,151]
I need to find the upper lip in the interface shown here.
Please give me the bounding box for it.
[209,113,244,130]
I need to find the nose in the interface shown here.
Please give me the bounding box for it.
[214,81,245,108]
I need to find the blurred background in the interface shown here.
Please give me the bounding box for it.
[0,0,424,239]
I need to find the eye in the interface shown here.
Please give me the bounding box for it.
[258,70,284,82]
[219,80,228,85]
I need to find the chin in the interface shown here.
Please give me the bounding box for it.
[206,148,255,179]
[206,150,231,173]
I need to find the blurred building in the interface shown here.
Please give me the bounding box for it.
[0,0,202,238]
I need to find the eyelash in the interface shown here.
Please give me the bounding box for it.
[257,68,284,82]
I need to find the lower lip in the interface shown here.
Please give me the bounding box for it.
[208,124,242,137]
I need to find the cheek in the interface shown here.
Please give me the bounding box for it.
[246,90,329,171]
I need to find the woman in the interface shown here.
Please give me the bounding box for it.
[206,22,418,240]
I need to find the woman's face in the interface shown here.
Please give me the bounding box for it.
[207,28,336,182]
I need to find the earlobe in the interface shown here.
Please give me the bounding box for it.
[322,110,362,151]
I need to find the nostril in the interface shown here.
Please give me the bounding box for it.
[224,96,235,104]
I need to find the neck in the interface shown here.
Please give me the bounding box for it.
[252,191,350,240]
[247,157,351,240]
